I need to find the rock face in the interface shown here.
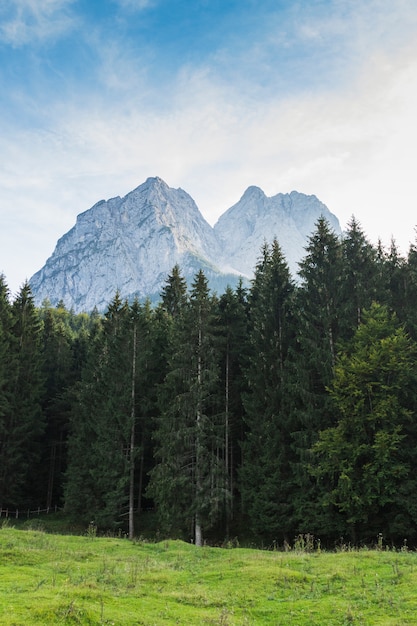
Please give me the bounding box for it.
[214,186,341,276]
[30,177,341,312]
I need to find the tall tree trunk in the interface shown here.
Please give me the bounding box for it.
[129,322,137,540]
[46,441,57,509]
[225,344,231,534]
[195,317,203,547]
[137,432,145,517]
[195,514,203,547]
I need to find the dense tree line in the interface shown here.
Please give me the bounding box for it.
[2,216,417,545]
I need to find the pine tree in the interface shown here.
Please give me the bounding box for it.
[383,239,408,322]
[291,217,343,533]
[65,294,133,527]
[240,239,297,539]
[0,282,45,507]
[311,303,417,542]
[0,276,15,509]
[160,264,188,318]
[339,217,379,339]
[65,294,159,532]
[149,270,227,545]
[217,281,249,532]
[128,299,160,538]
[39,302,76,507]
[403,235,417,340]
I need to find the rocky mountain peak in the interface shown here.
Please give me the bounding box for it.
[29,178,341,312]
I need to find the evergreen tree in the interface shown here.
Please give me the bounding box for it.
[383,239,408,322]
[160,264,188,318]
[65,294,133,527]
[291,217,343,533]
[128,298,160,537]
[39,302,76,507]
[0,282,45,507]
[0,276,15,509]
[240,239,297,539]
[403,235,417,340]
[217,281,249,532]
[149,270,227,545]
[311,303,417,542]
[65,294,158,532]
[339,217,379,339]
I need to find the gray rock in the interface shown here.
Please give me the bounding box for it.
[30,177,341,312]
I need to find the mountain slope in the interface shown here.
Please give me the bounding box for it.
[30,177,235,311]
[214,187,341,277]
[30,177,341,312]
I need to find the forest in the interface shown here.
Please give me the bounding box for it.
[2,216,417,547]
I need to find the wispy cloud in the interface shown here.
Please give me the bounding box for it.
[1,0,417,294]
[112,0,155,10]
[0,0,76,46]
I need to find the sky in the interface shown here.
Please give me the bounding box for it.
[1,0,417,296]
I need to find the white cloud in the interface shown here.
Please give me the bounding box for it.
[112,0,154,9]
[2,0,417,293]
[0,0,75,46]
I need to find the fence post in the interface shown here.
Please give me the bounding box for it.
[16,509,18,519]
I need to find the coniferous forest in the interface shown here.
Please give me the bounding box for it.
[3,216,417,547]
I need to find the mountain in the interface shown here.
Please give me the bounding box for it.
[214,186,341,276]
[30,177,341,312]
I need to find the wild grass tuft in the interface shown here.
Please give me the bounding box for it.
[2,527,417,624]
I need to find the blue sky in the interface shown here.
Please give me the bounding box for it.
[1,0,417,295]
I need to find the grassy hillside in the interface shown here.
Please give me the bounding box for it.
[1,525,417,625]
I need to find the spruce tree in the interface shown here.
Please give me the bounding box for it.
[383,239,408,322]
[311,303,417,542]
[0,276,15,509]
[240,239,297,539]
[149,270,227,545]
[217,281,249,532]
[0,282,45,507]
[39,303,75,507]
[339,217,379,339]
[65,294,133,527]
[403,236,417,340]
[292,217,343,533]
[65,294,158,532]
[160,263,188,318]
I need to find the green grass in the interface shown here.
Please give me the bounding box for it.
[2,525,417,624]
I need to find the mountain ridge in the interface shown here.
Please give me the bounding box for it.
[29,177,341,312]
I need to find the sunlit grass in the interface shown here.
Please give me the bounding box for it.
[2,525,417,624]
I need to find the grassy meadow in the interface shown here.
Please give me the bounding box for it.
[1,523,417,625]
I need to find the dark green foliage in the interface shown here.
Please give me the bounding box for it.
[311,303,417,542]
[159,263,188,318]
[4,214,417,545]
[403,237,417,340]
[216,281,249,531]
[240,240,297,539]
[149,270,228,544]
[65,293,133,527]
[383,239,408,322]
[0,282,45,507]
[38,303,78,507]
[296,217,343,390]
[291,218,344,533]
[0,276,15,509]
[339,217,379,338]
[64,295,159,530]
